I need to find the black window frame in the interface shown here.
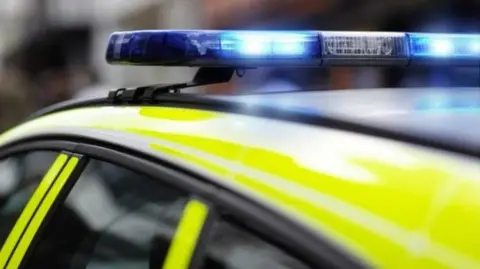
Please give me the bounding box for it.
[189,209,315,269]
[0,143,69,268]
[0,136,368,269]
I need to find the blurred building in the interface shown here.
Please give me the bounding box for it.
[0,0,207,99]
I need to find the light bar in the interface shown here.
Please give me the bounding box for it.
[106,30,480,67]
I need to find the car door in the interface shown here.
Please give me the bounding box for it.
[0,146,72,268]
[8,142,211,269]
[7,140,344,269]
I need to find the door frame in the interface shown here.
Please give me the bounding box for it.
[0,137,365,269]
[0,143,76,268]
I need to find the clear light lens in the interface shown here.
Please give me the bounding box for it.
[321,32,407,57]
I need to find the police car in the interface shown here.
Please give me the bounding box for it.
[0,30,479,269]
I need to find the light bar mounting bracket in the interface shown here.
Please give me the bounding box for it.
[107,67,240,104]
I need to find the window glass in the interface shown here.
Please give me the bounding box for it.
[201,221,311,269]
[0,151,58,247]
[23,159,188,269]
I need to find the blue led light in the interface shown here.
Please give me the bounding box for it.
[222,33,272,56]
[219,31,319,58]
[240,38,269,55]
[409,33,480,58]
[274,39,306,55]
[471,41,480,54]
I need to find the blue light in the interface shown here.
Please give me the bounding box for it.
[219,31,318,58]
[274,42,305,55]
[471,41,480,54]
[272,34,310,56]
[409,33,480,58]
[430,39,454,56]
[237,34,271,56]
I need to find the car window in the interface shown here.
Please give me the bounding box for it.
[200,220,311,269]
[0,150,58,248]
[22,158,189,269]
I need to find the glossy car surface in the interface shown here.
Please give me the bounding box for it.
[0,88,479,269]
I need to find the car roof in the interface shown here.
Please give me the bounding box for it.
[2,94,480,269]
[209,87,480,151]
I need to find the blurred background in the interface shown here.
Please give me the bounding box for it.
[0,0,479,131]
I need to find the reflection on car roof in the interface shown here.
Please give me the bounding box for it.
[210,87,480,149]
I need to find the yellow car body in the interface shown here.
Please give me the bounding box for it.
[0,88,479,269]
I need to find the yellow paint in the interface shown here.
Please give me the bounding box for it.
[152,143,232,178]
[6,157,79,269]
[1,106,480,269]
[149,138,480,269]
[139,107,220,121]
[0,153,69,268]
[136,130,446,231]
[416,179,480,269]
[139,130,243,161]
[163,199,209,269]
